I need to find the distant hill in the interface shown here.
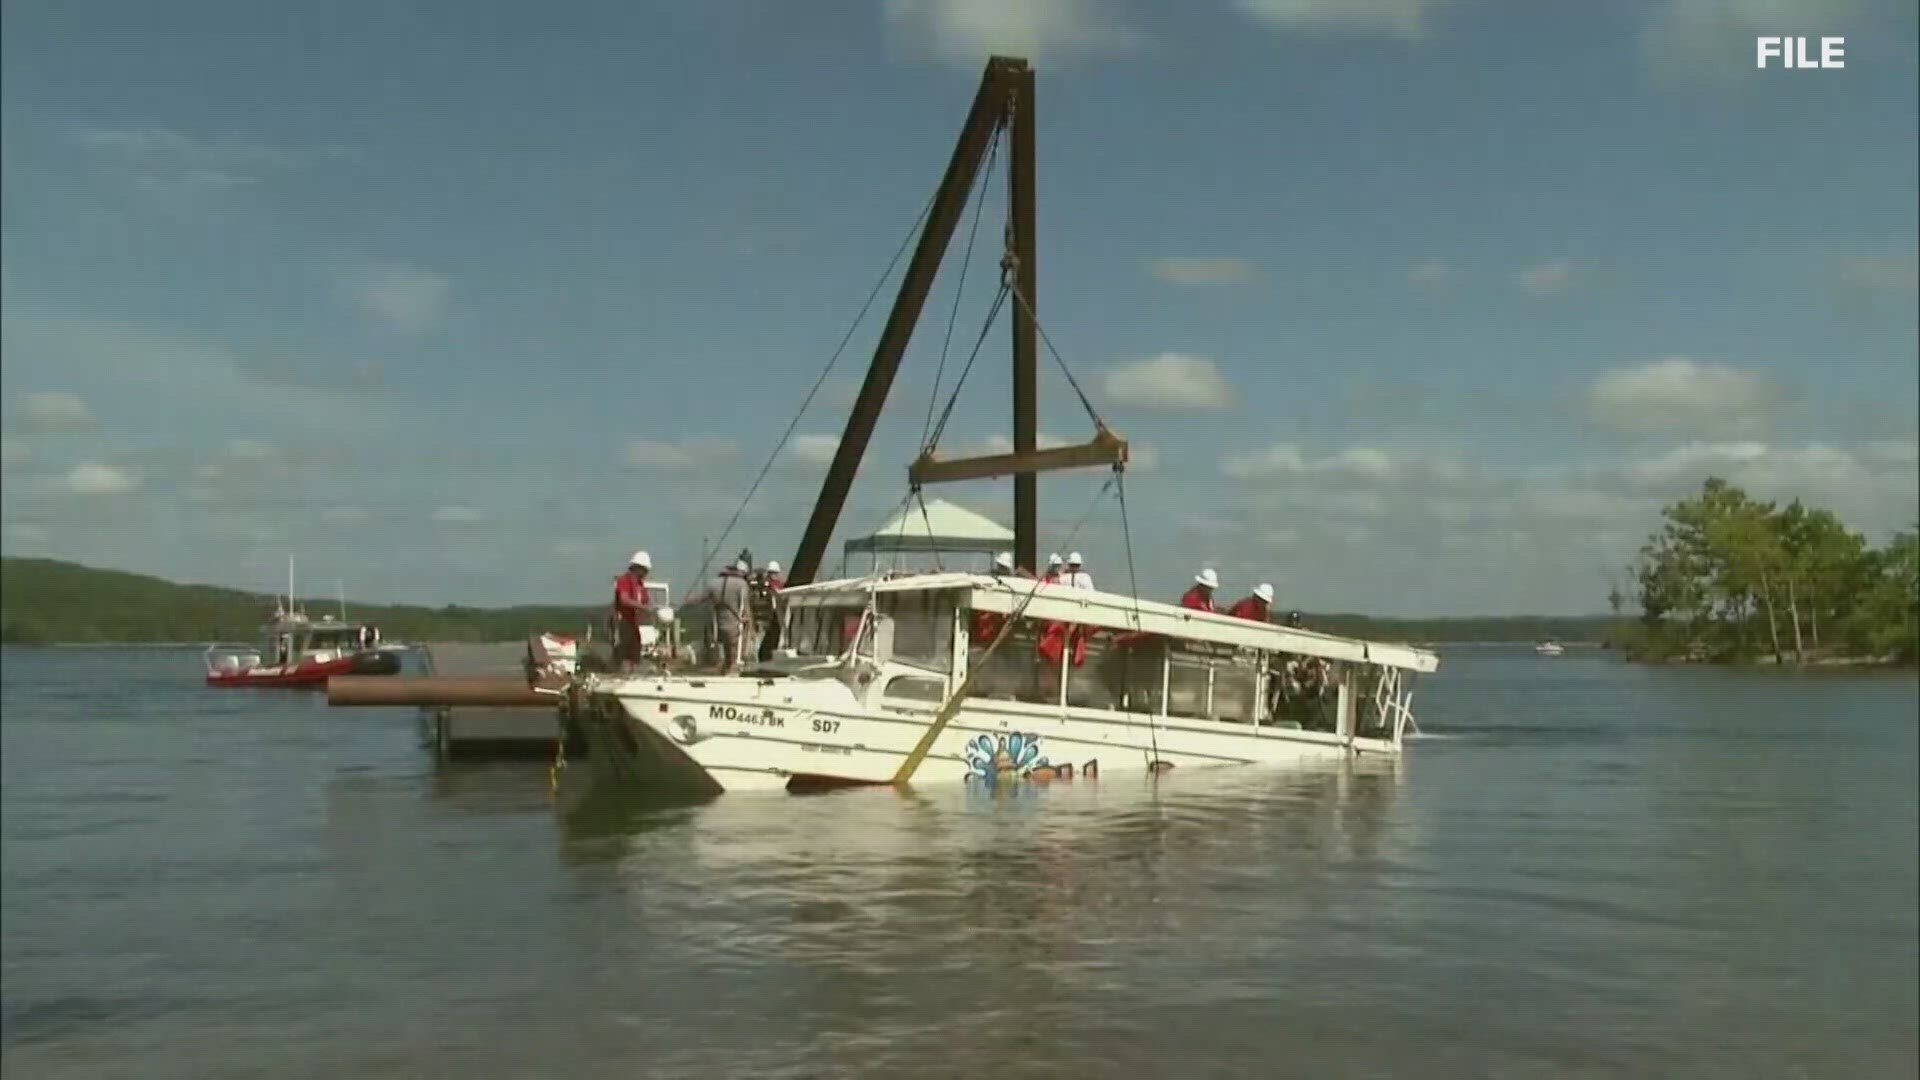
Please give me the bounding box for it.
[0,558,603,645]
[0,557,1624,646]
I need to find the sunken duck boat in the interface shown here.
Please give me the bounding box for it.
[566,55,1438,796]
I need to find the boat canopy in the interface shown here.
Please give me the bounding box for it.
[781,571,1439,673]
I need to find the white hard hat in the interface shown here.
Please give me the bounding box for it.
[1047,552,1063,566]
[1066,551,1083,565]
[733,559,749,572]
[766,560,781,573]
[629,550,652,569]
[1254,583,1274,603]
[1195,568,1219,589]
[993,551,1014,570]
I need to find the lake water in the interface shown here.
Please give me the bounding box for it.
[1,646,1914,1078]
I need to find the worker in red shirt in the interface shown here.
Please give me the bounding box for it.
[1180,568,1219,612]
[611,550,653,672]
[1227,583,1274,622]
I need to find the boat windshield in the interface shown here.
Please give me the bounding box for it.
[786,603,867,659]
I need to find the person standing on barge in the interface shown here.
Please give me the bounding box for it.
[1227,583,1274,622]
[611,551,654,673]
[1180,568,1219,612]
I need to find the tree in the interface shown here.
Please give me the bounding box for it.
[1624,481,1911,665]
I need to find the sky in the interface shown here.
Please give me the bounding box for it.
[2,0,1915,616]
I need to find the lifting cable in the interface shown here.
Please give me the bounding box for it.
[921,124,1003,452]
[1007,281,1105,432]
[680,186,940,599]
[920,284,1010,456]
[1114,467,1162,771]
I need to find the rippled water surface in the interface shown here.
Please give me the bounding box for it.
[3,646,1915,1078]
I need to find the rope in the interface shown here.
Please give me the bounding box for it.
[1007,281,1105,430]
[913,486,944,574]
[922,127,1001,450]
[1115,468,1162,771]
[680,186,939,600]
[922,284,1009,455]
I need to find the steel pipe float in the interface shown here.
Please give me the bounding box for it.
[327,675,554,709]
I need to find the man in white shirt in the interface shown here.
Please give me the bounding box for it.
[1062,551,1094,590]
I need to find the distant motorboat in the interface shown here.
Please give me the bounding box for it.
[203,559,401,688]
[1534,639,1566,657]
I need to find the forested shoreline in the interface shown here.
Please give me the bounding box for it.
[1624,477,1919,666]
[0,557,1617,646]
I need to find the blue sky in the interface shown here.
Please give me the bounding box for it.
[3,0,1915,615]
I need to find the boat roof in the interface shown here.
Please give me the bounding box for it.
[783,571,1439,673]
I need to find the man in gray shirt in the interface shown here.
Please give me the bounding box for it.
[711,559,754,672]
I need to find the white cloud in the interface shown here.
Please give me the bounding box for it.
[882,0,1146,67]
[1219,442,1463,484]
[343,263,451,332]
[1145,257,1264,287]
[318,507,370,527]
[1215,433,1917,613]
[69,125,356,192]
[59,462,138,496]
[1221,443,1306,478]
[1,438,27,469]
[784,433,843,469]
[1514,259,1574,295]
[431,505,485,524]
[1839,252,1920,294]
[13,390,94,431]
[1407,259,1459,289]
[1583,439,1919,539]
[1235,0,1436,38]
[1585,357,1782,438]
[623,438,736,470]
[1097,353,1235,411]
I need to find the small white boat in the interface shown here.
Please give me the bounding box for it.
[1534,639,1565,657]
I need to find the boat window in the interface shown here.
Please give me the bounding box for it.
[787,604,866,658]
[1269,652,1339,731]
[1064,628,1115,710]
[883,674,946,704]
[1211,647,1263,723]
[1165,639,1251,721]
[964,616,1052,704]
[309,628,357,650]
[876,590,955,674]
[1084,633,1164,714]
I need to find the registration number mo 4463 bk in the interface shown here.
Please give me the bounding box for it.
[705,705,840,734]
[709,705,783,727]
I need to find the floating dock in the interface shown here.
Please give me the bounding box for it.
[335,641,581,761]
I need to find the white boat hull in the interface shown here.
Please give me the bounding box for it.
[579,673,1395,796]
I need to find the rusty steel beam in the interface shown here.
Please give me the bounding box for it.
[1008,64,1039,575]
[907,429,1128,486]
[786,56,1028,588]
[327,675,555,709]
